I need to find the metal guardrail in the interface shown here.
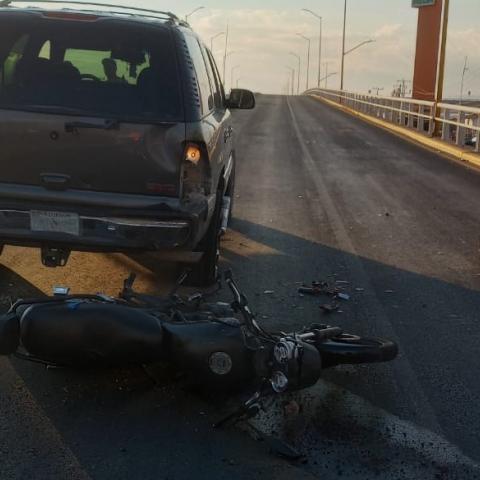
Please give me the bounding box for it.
[306,88,480,153]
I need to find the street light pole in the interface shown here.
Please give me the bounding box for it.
[185,6,205,23]
[339,0,374,92]
[344,39,375,56]
[289,52,301,95]
[210,32,225,52]
[460,56,469,105]
[231,65,240,90]
[340,0,347,90]
[297,33,311,91]
[302,9,322,88]
[321,71,337,88]
[286,66,295,96]
[222,23,229,85]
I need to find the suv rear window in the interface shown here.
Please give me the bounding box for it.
[0,15,183,122]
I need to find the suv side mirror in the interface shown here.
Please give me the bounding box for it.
[226,89,255,110]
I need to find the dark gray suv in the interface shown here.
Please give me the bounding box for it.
[0,1,255,285]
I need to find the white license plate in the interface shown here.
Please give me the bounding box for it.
[30,211,80,236]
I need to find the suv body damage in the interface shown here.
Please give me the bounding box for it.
[0,8,238,259]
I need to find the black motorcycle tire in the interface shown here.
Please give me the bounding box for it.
[317,334,398,368]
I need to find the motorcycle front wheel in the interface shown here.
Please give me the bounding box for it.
[316,334,398,368]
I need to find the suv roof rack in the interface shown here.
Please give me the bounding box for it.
[0,0,190,26]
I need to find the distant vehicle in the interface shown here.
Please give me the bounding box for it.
[0,1,255,285]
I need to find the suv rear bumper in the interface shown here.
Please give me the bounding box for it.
[0,184,216,252]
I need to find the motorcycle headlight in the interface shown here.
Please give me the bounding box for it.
[271,371,289,393]
[274,339,296,364]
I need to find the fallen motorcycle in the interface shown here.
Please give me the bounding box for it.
[0,271,398,423]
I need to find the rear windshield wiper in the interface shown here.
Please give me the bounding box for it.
[65,119,119,132]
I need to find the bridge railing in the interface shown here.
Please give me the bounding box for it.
[306,88,480,153]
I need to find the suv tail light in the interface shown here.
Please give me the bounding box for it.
[181,142,212,197]
[185,145,202,165]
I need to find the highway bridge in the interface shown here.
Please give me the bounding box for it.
[1,94,480,479]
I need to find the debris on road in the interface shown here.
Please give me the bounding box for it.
[320,303,340,314]
[337,293,351,301]
[264,290,275,295]
[284,400,301,417]
[298,281,339,297]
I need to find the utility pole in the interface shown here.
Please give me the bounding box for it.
[340,0,347,90]
[460,56,468,105]
[396,79,411,98]
[371,87,384,96]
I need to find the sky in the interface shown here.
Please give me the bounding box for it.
[53,1,480,98]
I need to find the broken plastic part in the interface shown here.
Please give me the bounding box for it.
[53,286,70,296]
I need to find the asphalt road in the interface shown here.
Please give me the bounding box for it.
[1,94,480,479]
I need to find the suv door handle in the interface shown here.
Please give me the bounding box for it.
[41,173,71,191]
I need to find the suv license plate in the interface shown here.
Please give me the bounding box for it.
[30,211,80,236]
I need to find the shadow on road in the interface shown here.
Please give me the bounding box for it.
[0,216,479,478]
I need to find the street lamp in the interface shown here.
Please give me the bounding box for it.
[289,52,301,95]
[321,71,337,89]
[344,39,375,56]
[210,32,225,52]
[340,38,375,90]
[286,66,295,96]
[185,6,205,23]
[301,9,322,88]
[340,0,375,91]
[297,33,311,91]
[223,51,237,89]
[236,77,243,88]
[231,65,240,90]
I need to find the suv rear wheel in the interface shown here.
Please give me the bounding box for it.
[187,192,223,287]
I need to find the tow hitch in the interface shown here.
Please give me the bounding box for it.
[41,246,71,267]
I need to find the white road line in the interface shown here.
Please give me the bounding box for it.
[1,359,93,480]
[285,96,449,441]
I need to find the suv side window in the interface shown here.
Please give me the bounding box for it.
[203,48,224,110]
[184,34,214,115]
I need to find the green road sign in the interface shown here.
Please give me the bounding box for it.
[412,0,436,7]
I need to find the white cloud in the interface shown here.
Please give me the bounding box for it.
[374,24,403,38]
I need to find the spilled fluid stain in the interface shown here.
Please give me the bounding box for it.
[249,379,480,480]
